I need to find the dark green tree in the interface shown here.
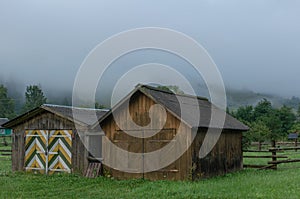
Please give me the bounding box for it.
[260,112,282,146]
[253,99,283,146]
[297,103,300,121]
[277,105,296,136]
[248,121,270,150]
[233,105,254,123]
[253,98,273,120]
[22,85,47,113]
[0,84,15,119]
[236,99,298,148]
[289,123,300,133]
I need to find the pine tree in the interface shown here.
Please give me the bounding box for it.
[0,84,15,119]
[22,85,47,113]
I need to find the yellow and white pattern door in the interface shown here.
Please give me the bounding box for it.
[24,130,72,174]
[48,130,72,174]
[25,130,48,174]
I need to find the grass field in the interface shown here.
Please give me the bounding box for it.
[1,142,300,198]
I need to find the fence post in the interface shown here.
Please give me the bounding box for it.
[271,140,277,170]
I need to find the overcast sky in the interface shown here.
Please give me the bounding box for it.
[0,0,300,98]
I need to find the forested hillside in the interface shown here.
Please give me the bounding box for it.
[226,88,300,110]
[0,82,299,118]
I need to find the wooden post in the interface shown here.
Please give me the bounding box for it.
[258,141,262,151]
[295,139,298,152]
[3,137,7,146]
[271,140,277,170]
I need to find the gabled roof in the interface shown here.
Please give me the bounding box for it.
[0,118,9,128]
[2,104,109,128]
[95,84,249,131]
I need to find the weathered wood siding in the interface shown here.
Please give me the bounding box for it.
[101,90,244,180]
[191,129,243,179]
[11,111,89,174]
[101,91,193,180]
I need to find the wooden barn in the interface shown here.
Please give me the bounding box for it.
[95,85,249,180]
[3,104,108,175]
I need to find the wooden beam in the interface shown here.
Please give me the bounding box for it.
[243,164,269,168]
[268,148,284,152]
[0,150,12,152]
[243,150,269,152]
[258,164,277,170]
[269,147,300,151]
[243,155,288,158]
[268,159,300,165]
[0,153,11,156]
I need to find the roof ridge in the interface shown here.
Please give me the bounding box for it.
[42,104,109,111]
[138,84,209,101]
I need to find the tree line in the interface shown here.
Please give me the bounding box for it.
[1,83,300,150]
[0,84,106,120]
[0,84,47,119]
[231,99,300,150]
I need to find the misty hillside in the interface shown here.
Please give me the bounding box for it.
[226,89,295,110]
[1,79,299,113]
[45,86,300,111]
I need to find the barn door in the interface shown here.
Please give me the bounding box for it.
[24,130,72,174]
[144,129,179,180]
[113,130,143,178]
[112,129,178,179]
[25,130,48,174]
[48,130,72,174]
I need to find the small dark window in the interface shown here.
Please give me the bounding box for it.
[87,133,103,162]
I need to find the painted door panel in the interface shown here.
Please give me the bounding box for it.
[24,130,72,174]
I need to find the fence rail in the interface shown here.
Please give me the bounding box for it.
[243,145,300,170]
[0,136,12,161]
[269,147,300,151]
[243,155,288,158]
[0,149,12,158]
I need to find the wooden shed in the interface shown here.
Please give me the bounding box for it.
[95,85,248,180]
[3,104,108,175]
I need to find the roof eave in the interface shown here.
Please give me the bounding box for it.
[92,85,193,129]
[138,88,193,129]
[41,105,88,127]
[2,107,44,128]
[3,105,92,128]
[92,86,142,128]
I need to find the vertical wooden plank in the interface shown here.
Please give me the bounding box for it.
[11,132,17,171]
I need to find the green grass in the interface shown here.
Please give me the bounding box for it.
[1,142,300,198]
[0,137,12,150]
[0,137,12,174]
[0,168,300,198]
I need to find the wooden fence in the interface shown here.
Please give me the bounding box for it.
[0,149,12,161]
[243,146,300,169]
[0,149,12,156]
[0,136,12,160]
